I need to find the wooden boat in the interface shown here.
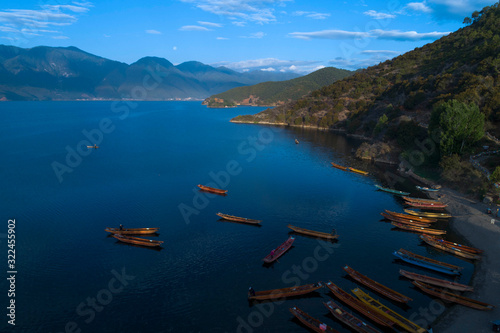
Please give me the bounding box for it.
[348,167,369,176]
[87,144,99,149]
[403,196,442,204]
[391,222,446,235]
[419,235,482,254]
[384,210,437,223]
[416,185,439,192]
[412,281,495,311]
[325,281,395,328]
[112,234,163,247]
[343,265,412,303]
[405,201,447,210]
[216,212,261,224]
[287,224,338,240]
[419,235,481,260]
[197,184,227,195]
[248,282,322,300]
[380,213,432,227]
[404,209,452,219]
[393,248,463,275]
[289,307,340,333]
[399,269,473,292]
[352,288,428,333]
[323,300,382,333]
[331,162,348,171]
[262,236,295,263]
[374,184,410,196]
[105,227,159,235]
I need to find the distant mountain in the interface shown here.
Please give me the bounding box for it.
[203,67,353,107]
[0,45,300,101]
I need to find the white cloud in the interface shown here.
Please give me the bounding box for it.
[179,25,212,31]
[232,21,246,27]
[293,11,330,19]
[216,37,229,40]
[289,28,449,41]
[361,50,400,55]
[289,29,369,40]
[213,57,322,74]
[145,29,162,34]
[241,31,265,38]
[52,35,70,39]
[371,29,450,40]
[198,21,222,27]
[261,67,276,71]
[363,10,396,19]
[406,2,433,13]
[103,34,111,38]
[173,46,178,51]
[180,0,290,24]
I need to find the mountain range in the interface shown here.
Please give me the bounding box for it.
[0,45,299,101]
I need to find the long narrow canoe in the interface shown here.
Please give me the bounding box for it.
[112,234,163,247]
[325,281,395,328]
[399,269,473,292]
[391,222,446,235]
[416,186,439,192]
[404,209,452,219]
[289,307,340,333]
[352,288,428,333]
[375,185,410,196]
[248,282,322,300]
[263,236,295,263]
[347,167,369,176]
[287,224,338,240]
[412,281,495,311]
[105,227,159,235]
[323,300,382,333]
[331,162,348,171]
[216,213,261,224]
[384,210,437,223]
[343,265,412,303]
[393,248,463,275]
[381,213,432,227]
[403,196,442,204]
[419,235,481,260]
[419,235,483,254]
[197,184,227,195]
[405,201,447,210]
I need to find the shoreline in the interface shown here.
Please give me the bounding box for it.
[429,188,500,332]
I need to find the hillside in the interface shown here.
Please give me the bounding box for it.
[203,67,352,107]
[0,46,299,101]
[232,3,500,132]
[232,3,500,195]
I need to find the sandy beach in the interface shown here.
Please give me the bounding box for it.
[429,188,500,332]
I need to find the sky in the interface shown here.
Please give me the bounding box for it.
[0,0,495,74]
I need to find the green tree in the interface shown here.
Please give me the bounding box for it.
[430,100,485,156]
[491,166,500,183]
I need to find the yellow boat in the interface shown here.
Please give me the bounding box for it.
[404,209,452,219]
[352,288,428,333]
[347,167,369,175]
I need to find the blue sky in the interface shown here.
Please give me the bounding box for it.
[0,0,494,73]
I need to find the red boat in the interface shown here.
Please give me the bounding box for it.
[262,236,295,263]
[405,201,447,210]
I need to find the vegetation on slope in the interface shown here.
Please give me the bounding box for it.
[203,67,352,107]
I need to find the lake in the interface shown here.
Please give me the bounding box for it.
[0,101,473,332]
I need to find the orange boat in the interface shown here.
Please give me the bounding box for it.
[262,236,295,263]
[384,210,437,223]
[197,184,227,195]
[324,281,395,328]
[405,201,447,210]
[248,282,322,300]
[381,213,431,227]
[343,265,412,303]
[216,213,261,224]
[331,162,348,171]
[112,234,163,247]
[323,300,382,333]
[289,307,340,333]
[391,222,446,235]
[420,235,482,254]
[105,227,159,235]
[412,281,494,310]
[420,235,481,260]
[399,269,473,292]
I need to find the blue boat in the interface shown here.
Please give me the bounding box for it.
[375,184,410,196]
[416,186,439,192]
[393,248,463,275]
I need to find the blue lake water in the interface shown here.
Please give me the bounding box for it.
[0,101,473,332]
